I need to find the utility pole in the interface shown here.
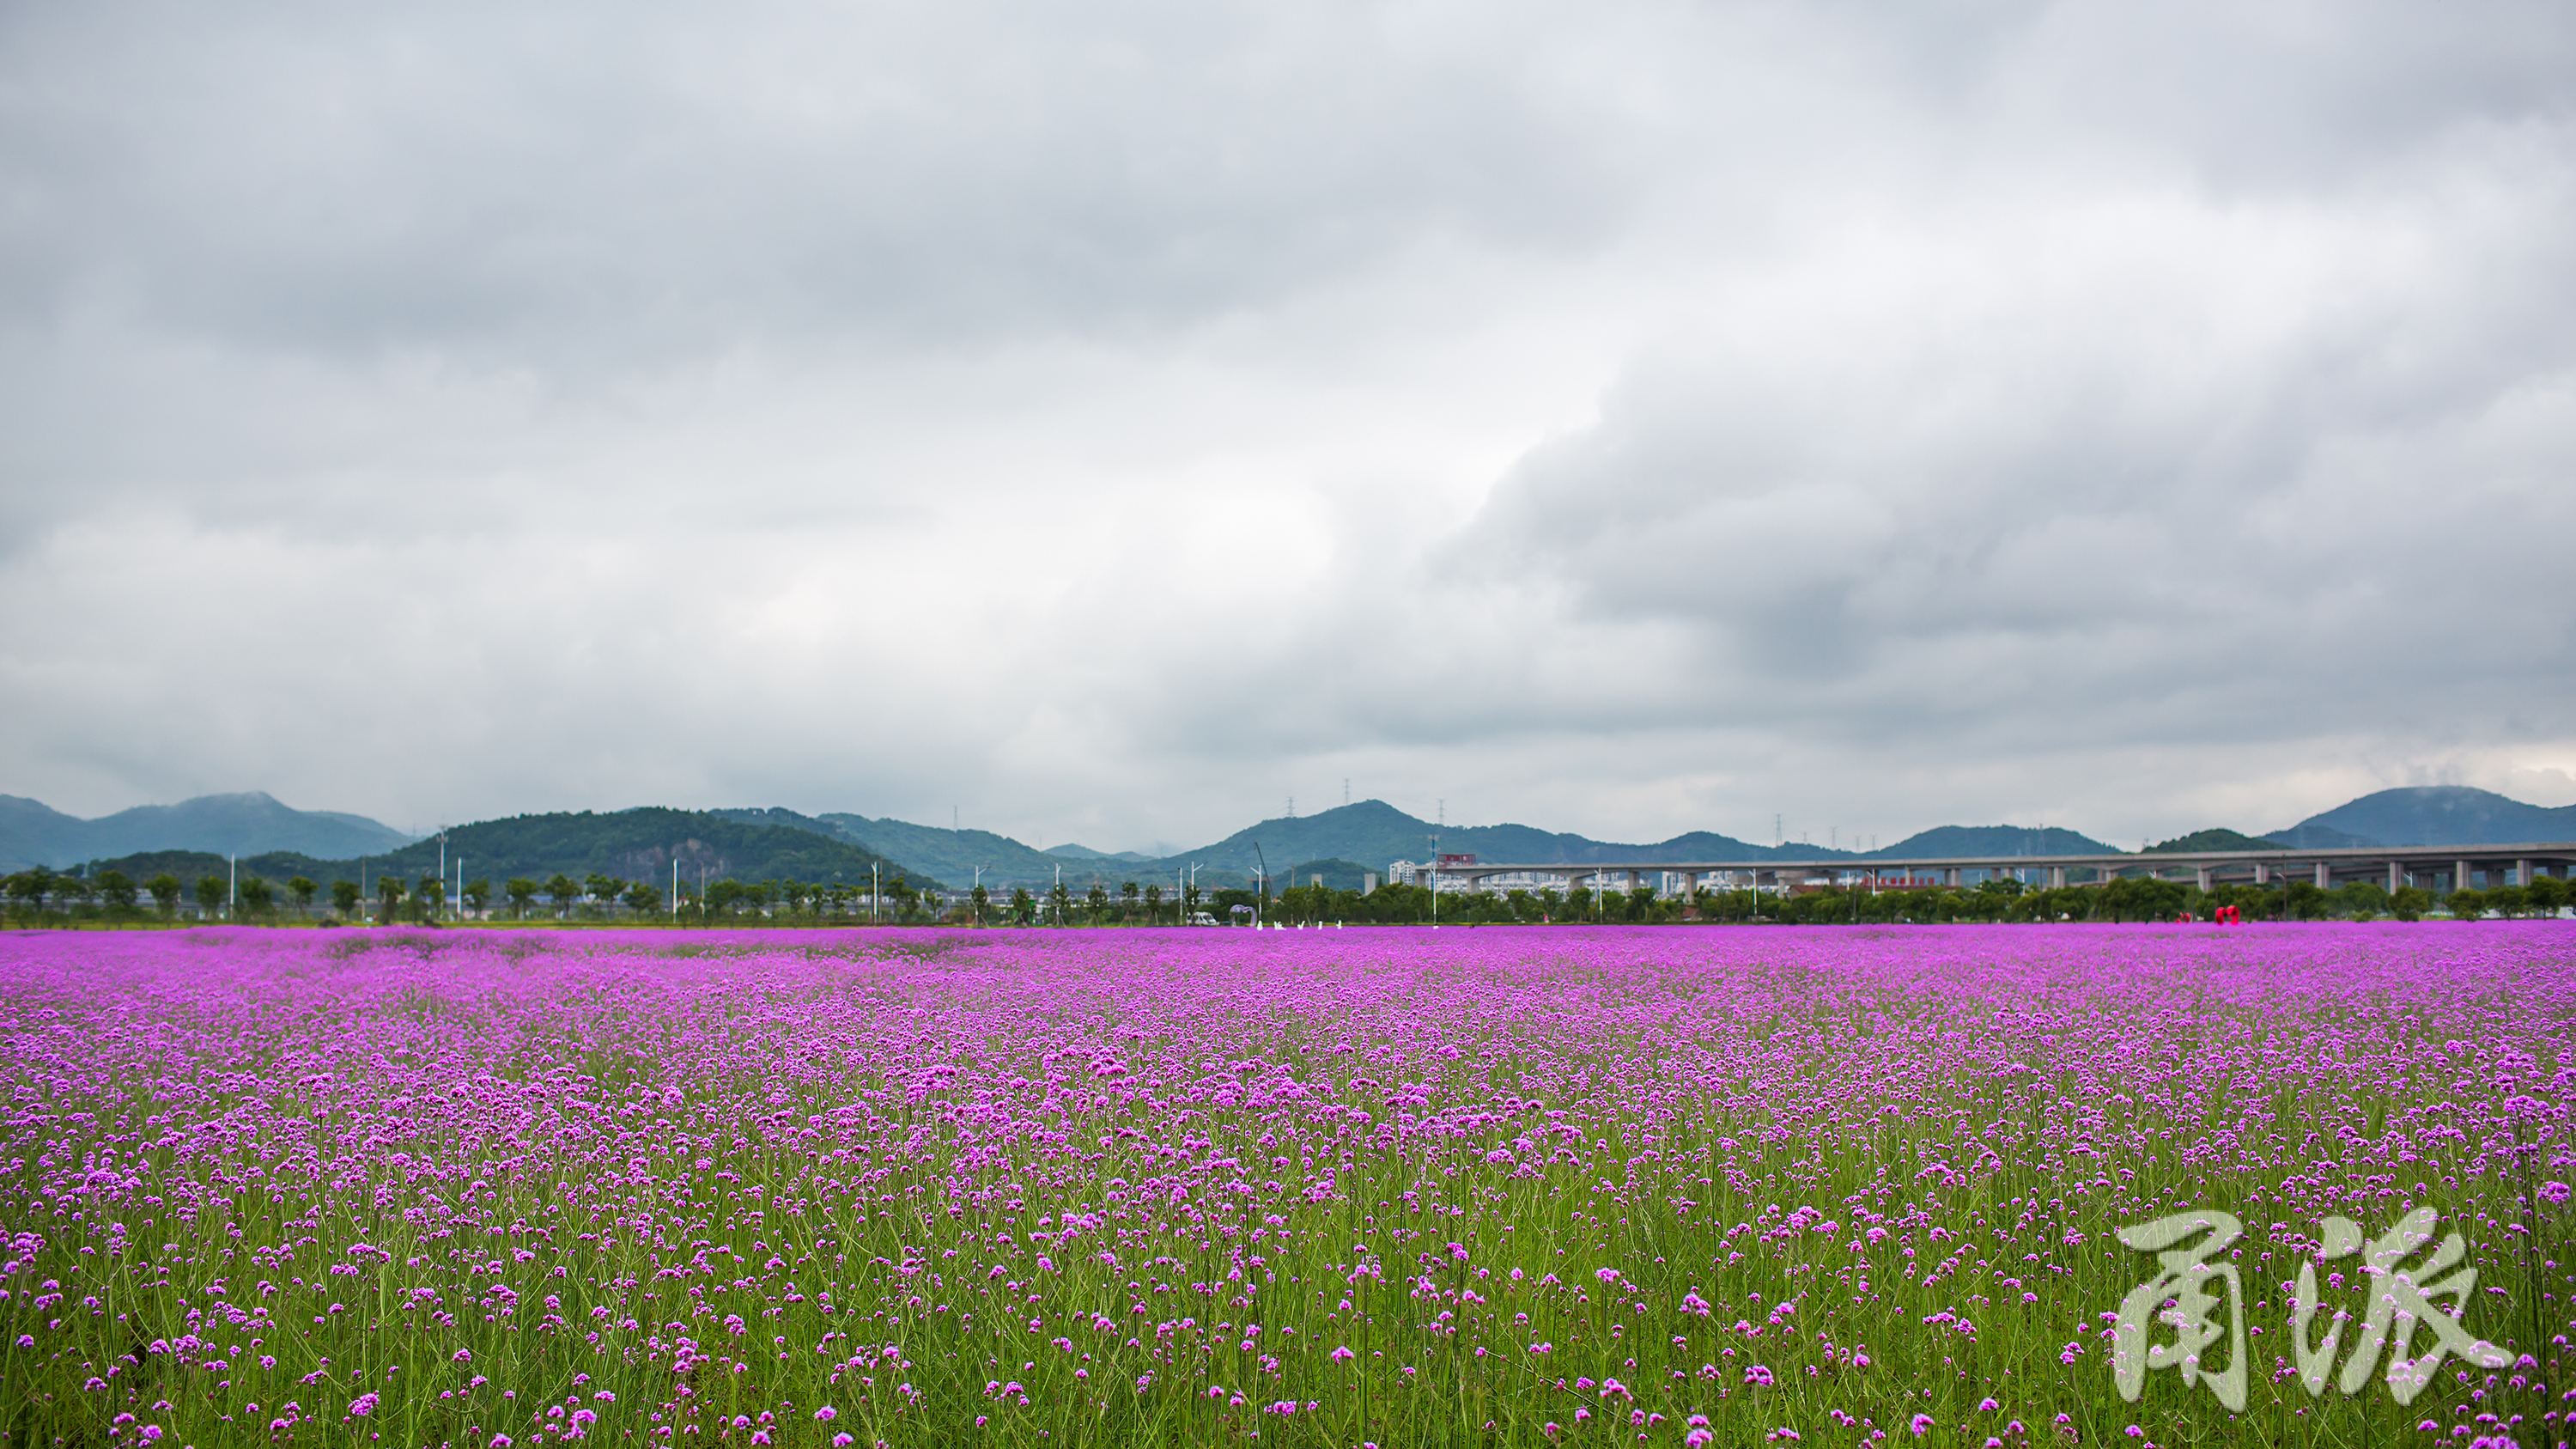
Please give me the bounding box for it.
[673,858,680,922]
[228,854,236,919]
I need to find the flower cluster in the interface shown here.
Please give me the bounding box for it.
[1,921,2568,1445]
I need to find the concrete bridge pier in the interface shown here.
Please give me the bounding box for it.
[2049,865,2067,889]
[2314,861,2331,889]
[2197,867,2214,892]
[2518,859,2533,886]
[2388,861,2403,893]
[2457,859,2472,893]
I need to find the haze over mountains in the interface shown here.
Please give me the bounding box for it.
[7,785,2573,887]
[0,792,415,872]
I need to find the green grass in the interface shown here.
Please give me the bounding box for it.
[2,926,2569,1447]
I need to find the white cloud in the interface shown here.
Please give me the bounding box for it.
[3,0,2573,849]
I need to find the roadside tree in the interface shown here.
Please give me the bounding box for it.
[2530,874,2568,916]
[97,869,138,914]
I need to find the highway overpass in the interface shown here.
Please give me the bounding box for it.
[1421,842,2576,897]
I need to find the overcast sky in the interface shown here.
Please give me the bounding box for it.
[4,0,2573,851]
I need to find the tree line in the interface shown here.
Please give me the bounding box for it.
[6,859,2563,927]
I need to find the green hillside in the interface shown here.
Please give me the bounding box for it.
[88,808,943,892]
[2280,785,2573,847]
[1863,825,2120,860]
[1149,800,1813,873]
[1281,858,1377,892]
[816,813,1062,885]
[816,813,1251,891]
[2144,828,2275,854]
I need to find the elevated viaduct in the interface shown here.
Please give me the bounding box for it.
[1426,843,2576,898]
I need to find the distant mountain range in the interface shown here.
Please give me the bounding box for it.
[9,783,2572,888]
[0,791,415,871]
[58,807,939,895]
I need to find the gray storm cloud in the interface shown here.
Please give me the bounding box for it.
[2,0,2571,849]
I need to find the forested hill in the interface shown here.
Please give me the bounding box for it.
[807,800,2124,884]
[1866,825,2121,859]
[1127,799,1810,874]
[82,808,943,892]
[2143,828,2275,854]
[809,813,1225,890]
[2273,786,2576,848]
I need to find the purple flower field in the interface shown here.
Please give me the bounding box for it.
[3,923,2571,1447]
